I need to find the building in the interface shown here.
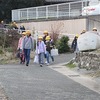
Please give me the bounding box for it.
[46,0,80,2]
[45,0,100,5]
[45,0,81,4]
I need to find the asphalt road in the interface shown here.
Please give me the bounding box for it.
[0,53,100,100]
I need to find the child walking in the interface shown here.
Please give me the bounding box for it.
[45,36,54,65]
[17,32,26,64]
[36,36,46,67]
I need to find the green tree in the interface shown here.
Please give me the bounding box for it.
[0,0,45,22]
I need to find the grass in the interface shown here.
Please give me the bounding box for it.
[0,59,8,65]
[0,58,19,65]
[65,62,76,69]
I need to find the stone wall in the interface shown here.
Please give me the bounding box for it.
[75,50,100,70]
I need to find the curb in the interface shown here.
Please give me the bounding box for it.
[48,63,100,94]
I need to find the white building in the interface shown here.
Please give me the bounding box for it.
[89,0,100,5]
[46,0,100,5]
[45,0,81,4]
[46,0,80,2]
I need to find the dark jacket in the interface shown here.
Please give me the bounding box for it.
[71,36,78,51]
[45,41,54,53]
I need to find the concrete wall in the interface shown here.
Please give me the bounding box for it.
[87,15,100,32]
[18,18,87,37]
[17,18,87,45]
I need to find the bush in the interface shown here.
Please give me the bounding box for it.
[0,46,4,54]
[56,36,70,54]
[0,49,4,54]
[0,28,21,56]
[5,47,13,52]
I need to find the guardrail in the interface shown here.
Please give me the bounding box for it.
[12,1,88,21]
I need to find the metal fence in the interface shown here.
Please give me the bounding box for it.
[12,1,88,21]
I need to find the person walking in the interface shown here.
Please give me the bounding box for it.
[45,36,54,65]
[17,32,26,64]
[23,30,34,66]
[80,30,86,35]
[43,31,49,44]
[71,34,79,53]
[42,30,49,58]
[20,24,25,33]
[36,36,46,67]
[92,27,97,32]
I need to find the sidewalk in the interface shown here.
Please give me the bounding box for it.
[48,62,100,94]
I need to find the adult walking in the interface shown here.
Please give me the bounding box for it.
[23,30,34,66]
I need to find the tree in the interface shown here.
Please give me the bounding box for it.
[0,0,45,22]
[50,22,64,44]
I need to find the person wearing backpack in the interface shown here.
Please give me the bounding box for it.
[45,36,54,65]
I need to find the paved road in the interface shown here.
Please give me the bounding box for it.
[0,53,100,100]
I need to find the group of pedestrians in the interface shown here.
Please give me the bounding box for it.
[71,27,98,53]
[35,31,55,67]
[17,30,55,67]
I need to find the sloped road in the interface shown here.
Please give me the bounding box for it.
[0,53,100,100]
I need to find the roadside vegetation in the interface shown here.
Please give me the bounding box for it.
[65,61,76,69]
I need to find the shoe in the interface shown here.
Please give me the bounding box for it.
[52,59,54,62]
[45,61,47,64]
[40,64,43,67]
[22,62,25,64]
[47,63,50,66]
[26,64,28,66]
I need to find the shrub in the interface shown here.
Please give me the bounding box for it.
[56,36,70,54]
[0,28,21,56]
[0,49,3,54]
[0,46,4,54]
[5,47,13,52]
